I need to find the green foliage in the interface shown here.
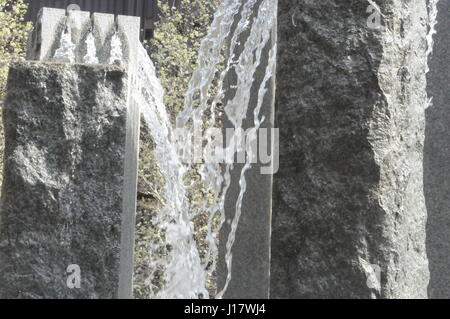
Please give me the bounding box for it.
[0,0,31,186]
[0,0,31,97]
[134,120,168,299]
[147,0,221,122]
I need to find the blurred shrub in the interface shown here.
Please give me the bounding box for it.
[0,0,31,187]
[147,0,221,122]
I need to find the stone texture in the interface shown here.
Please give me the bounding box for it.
[425,0,450,299]
[0,61,138,299]
[21,8,141,298]
[271,0,429,298]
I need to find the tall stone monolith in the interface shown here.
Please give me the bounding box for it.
[271,0,429,298]
[217,0,277,299]
[0,8,140,299]
[425,0,450,299]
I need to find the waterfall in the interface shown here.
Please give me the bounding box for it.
[53,25,76,63]
[83,32,99,64]
[426,0,439,66]
[150,0,276,298]
[132,0,277,298]
[425,0,439,109]
[134,44,208,298]
[214,0,277,298]
[109,33,123,65]
[50,0,278,299]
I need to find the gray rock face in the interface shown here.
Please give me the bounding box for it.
[425,0,450,299]
[0,61,137,299]
[271,0,429,298]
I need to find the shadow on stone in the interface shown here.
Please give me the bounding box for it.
[424,0,450,299]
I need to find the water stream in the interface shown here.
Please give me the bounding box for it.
[83,32,98,64]
[53,25,76,63]
[425,0,439,109]
[52,0,278,298]
[128,0,277,298]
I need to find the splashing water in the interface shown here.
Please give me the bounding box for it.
[425,0,439,109]
[53,26,76,63]
[133,45,208,298]
[84,32,99,64]
[426,0,439,68]
[110,33,123,64]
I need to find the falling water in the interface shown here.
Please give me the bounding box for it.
[426,0,439,68]
[53,26,76,63]
[150,0,277,298]
[134,44,208,298]
[425,0,439,109]
[83,32,99,64]
[132,0,277,298]
[110,33,123,65]
[51,0,278,299]
[217,0,277,297]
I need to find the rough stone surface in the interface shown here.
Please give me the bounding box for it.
[271,0,429,298]
[0,61,137,299]
[425,0,450,299]
[21,8,141,299]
